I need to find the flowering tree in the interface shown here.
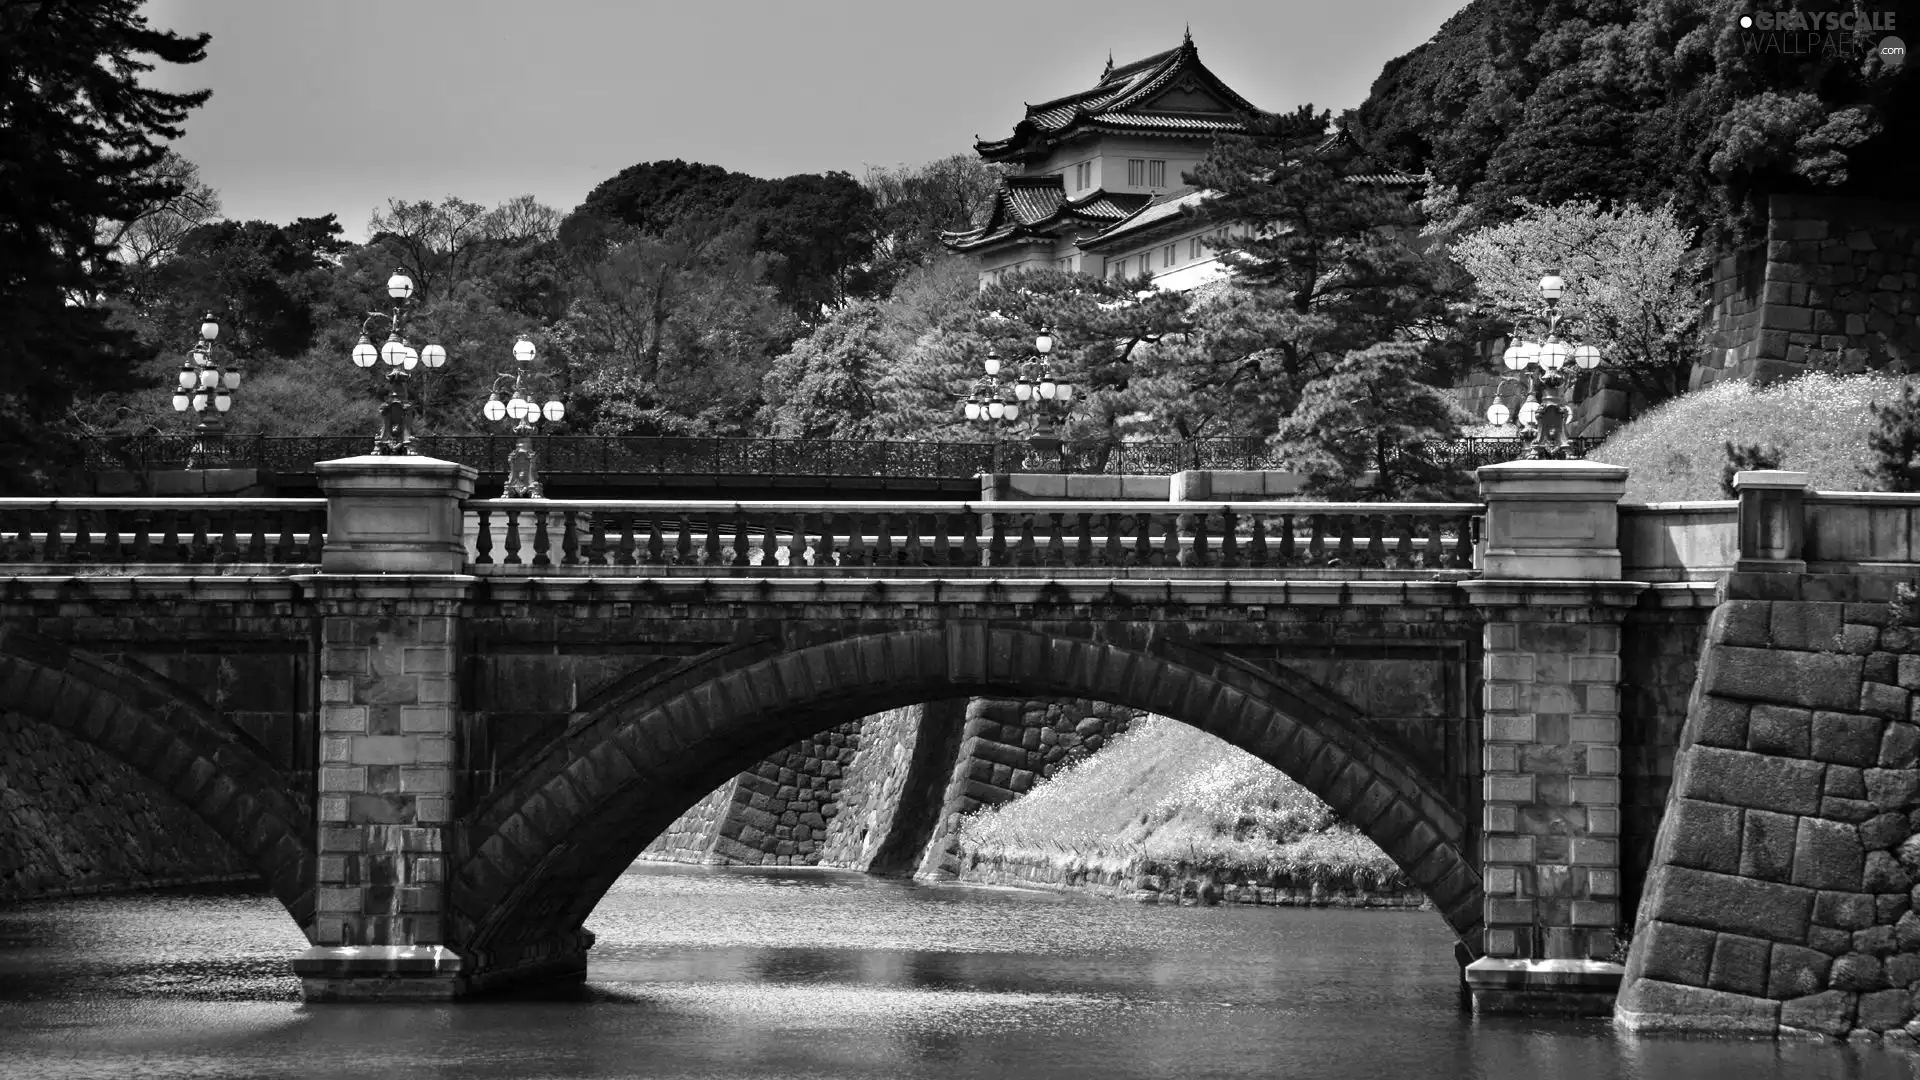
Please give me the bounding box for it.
[1449,197,1706,407]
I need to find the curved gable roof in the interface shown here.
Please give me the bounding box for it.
[975,35,1265,163]
[941,176,1153,253]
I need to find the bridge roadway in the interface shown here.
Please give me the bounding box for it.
[0,454,1690,1013]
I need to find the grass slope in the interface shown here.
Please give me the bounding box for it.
[957,715,1403,889]
[1590,372,1907,502]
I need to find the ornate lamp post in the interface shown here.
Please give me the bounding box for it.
[1485,275,1604,459]
[962,326,1076,470]
[348,268,448,455]
[481,334,566,498]
[170,312,241,468]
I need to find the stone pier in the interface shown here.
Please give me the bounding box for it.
[1464,460,1639,1014]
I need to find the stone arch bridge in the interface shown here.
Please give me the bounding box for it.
[0,456,1735,1011]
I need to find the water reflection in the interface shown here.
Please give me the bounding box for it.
[0,867,1914,1079]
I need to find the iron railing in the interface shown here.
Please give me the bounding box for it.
[81,434,1602,479]
[463,499,1483,573]
[0,498,327,564]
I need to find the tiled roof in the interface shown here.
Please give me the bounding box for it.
[941,182,1147,253]
[975,35,1264,162]
[1081,189,1211,251]
[1063,190,1154,221]
[1086,112,1245,131]
[1003,176,1066,225]
[1081,158,1428,252]
[1344,171,1428,186]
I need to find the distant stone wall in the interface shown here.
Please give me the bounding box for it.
[638,778,740,864]
[817,706,926,869]
[639,722,862,867]
[1695,194,1920,390]
[915,697,1139,878]
[1617,582,1920,1040]
[0,713,255,900]
[642,698,1137,877]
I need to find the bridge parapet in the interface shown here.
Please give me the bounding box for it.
[0,497,325,568]
[460,498,1483,575]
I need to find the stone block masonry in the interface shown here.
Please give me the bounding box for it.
[641,721,861,866]
[306,579,465,953]
[1694,194,1920,389]
[0,712,254,899]
[1471,584,1638,964]
[1617,587,1920,1041]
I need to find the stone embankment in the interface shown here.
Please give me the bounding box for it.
[957,852,1429,910]
[1618,584,1920,1042]
[0,713,255,900]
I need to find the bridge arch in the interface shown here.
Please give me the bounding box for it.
[454,623,1482,959]
[0,628,315,930]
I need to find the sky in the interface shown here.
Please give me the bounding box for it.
[141,0,1467,240]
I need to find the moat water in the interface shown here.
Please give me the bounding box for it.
[0,864,1913,1079]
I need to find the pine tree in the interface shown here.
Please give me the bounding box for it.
[1867,383,1920,492]
[0,1,210,489]
[1185,107,1450,407]
[1270,343,1471,501]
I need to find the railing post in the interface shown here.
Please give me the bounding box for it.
[313,455,477,574]
[1463,459,1643,1016]
[1731,469,1808,573]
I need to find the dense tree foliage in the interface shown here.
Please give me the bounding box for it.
[0,0,210,488]
[862,156,1010,292]
[1353,0,1919,246]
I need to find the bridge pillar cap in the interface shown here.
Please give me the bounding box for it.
[316,454,478,493]
[316,455,475,574]
[1476,458,1627,500]
[1732,469,1809,491]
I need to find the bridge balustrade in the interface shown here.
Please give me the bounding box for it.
[463,499,1483,574]
[0,498,326,565]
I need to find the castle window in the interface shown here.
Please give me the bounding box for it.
[1148,160,1166,187]
[1127,159,1144,186]
[1162,244,1177,268]
[1189,236,1201,259]
[1075,162,1091,190]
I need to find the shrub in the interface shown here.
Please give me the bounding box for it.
[1866,382,1920,492]
[1719,440,1784,497]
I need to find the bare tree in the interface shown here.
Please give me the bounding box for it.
[482,194,562,245]
[366,195,490,300]
[93,148,221,279]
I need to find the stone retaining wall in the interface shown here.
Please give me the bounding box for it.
[1617,581,1920,1040]
[0,713,256,900]
[817,706,924,869]
[639,778,740,864]
[1695,194,1920,389]
[915,697,1138,878]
